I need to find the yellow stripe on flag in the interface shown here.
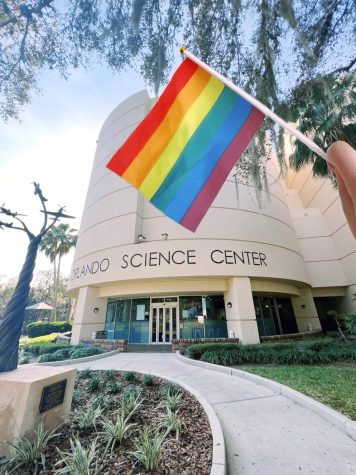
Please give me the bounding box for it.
[123,67,211,188]
[139,76,224,199]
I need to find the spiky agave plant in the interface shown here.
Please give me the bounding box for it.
[55,437,99,475]
[161,407,185,441]
[120,390,144,419]
[0,422,59,475]
[129,427,168,471]
[76,406,103,430]
[159,392,183,412]
[99,413,136,452]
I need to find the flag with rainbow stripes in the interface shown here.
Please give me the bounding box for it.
[107,57,265,232]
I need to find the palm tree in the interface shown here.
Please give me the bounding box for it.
[40,224,77,321]
[288,73,356,178]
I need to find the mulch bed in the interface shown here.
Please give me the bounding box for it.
[39,370,212,474]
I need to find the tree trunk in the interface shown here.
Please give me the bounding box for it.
[0,236,41,372]
[53,255,61,321]
[52,258,57,322]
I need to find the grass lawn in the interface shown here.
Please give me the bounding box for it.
[238,363,356,420]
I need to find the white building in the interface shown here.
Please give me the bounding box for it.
[69,90,356,346]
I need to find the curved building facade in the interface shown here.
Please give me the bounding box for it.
[69,90,356,345]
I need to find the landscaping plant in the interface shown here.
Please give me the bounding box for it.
[130,427,167,471]
[120,390,144,419]
[55,437,98,475]
[108,381,122,394]
[0,422,59,475]
[161,407,184,441]
[123,371,136,382]
[88,377,100,392]
[99,413,136,451]
[102,370,115,381]
[77,407,103,430]
[160,392,183,412]
[78,368,93,379]
[27,321,71,338]
[143,374,155,386]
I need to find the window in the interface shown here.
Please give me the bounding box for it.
[179,296,202,321]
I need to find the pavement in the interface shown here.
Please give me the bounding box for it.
[67,352,356,475]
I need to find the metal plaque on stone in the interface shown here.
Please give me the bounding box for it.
[39,379,67,413]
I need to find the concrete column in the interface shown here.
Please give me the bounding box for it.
[339,285,356,314]
[291,288,321,333]
[71,286,107,344]
[224,277,260,344]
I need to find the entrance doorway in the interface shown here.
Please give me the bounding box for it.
[150,303,179,344]
[253,296,298,337]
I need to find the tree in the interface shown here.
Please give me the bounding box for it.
[0,271,73,330]
[40,224,77,321]
[0,276,17,316]
[289,73,356,178]
[1,1,355,182]
[0,182,74,372]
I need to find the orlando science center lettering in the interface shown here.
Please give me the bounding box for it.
[71,249,267,280]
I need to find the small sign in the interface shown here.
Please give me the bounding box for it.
[39,379,67,414]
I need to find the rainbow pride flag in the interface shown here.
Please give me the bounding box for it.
[107,58,265,232]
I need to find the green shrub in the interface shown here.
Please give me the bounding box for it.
[130,427,167,471]
[160,408,184,441]
[69,347,101,359]
[124,371,136,382]
[162,383,181,398]
[27,321,71,338]
[186,342,241,360]
[102,370,116,381]
[37,346,101,362]
[143,374,155,386]
[38,344,71,355]
[19,356,30,365]
[120,390,144,419]
[92,395,109,410]
[99,414,136,451]
[197,339,356,366]
[37,347,73,362]
[0,423,59,474]
[159,393,182,412]
[78,368,93,379]
[344,313,356,334]
[21,342,66,355]
[108,382,122,394]
[88,377,100,392]
[56,437,98,474]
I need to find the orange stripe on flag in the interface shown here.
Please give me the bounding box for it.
[107,59,199,176]
[123,66,211,188]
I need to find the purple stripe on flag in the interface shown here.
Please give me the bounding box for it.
[180,107,265,232]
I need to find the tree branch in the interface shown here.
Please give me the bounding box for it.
[0,205,33,238]
[329,57,356,75]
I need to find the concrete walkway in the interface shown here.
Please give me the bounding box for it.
[68,353,356,475]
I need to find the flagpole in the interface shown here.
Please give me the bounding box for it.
[181,48,329,163]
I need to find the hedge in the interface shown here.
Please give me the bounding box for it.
[23,341,70,355]
[186,338,356,366]
[38,346,101,362]
[27,321,72,338]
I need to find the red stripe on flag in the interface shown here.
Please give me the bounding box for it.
[180,107,265,232]
[107,58,199,176]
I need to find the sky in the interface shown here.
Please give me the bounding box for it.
[0,65,148,281]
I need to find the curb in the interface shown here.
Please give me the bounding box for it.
[176,352,356,442]
[34,349,121,366]
[99,368,226,475]
[35,352,226,474]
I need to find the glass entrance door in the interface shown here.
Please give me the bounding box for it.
[150,305,178,344]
